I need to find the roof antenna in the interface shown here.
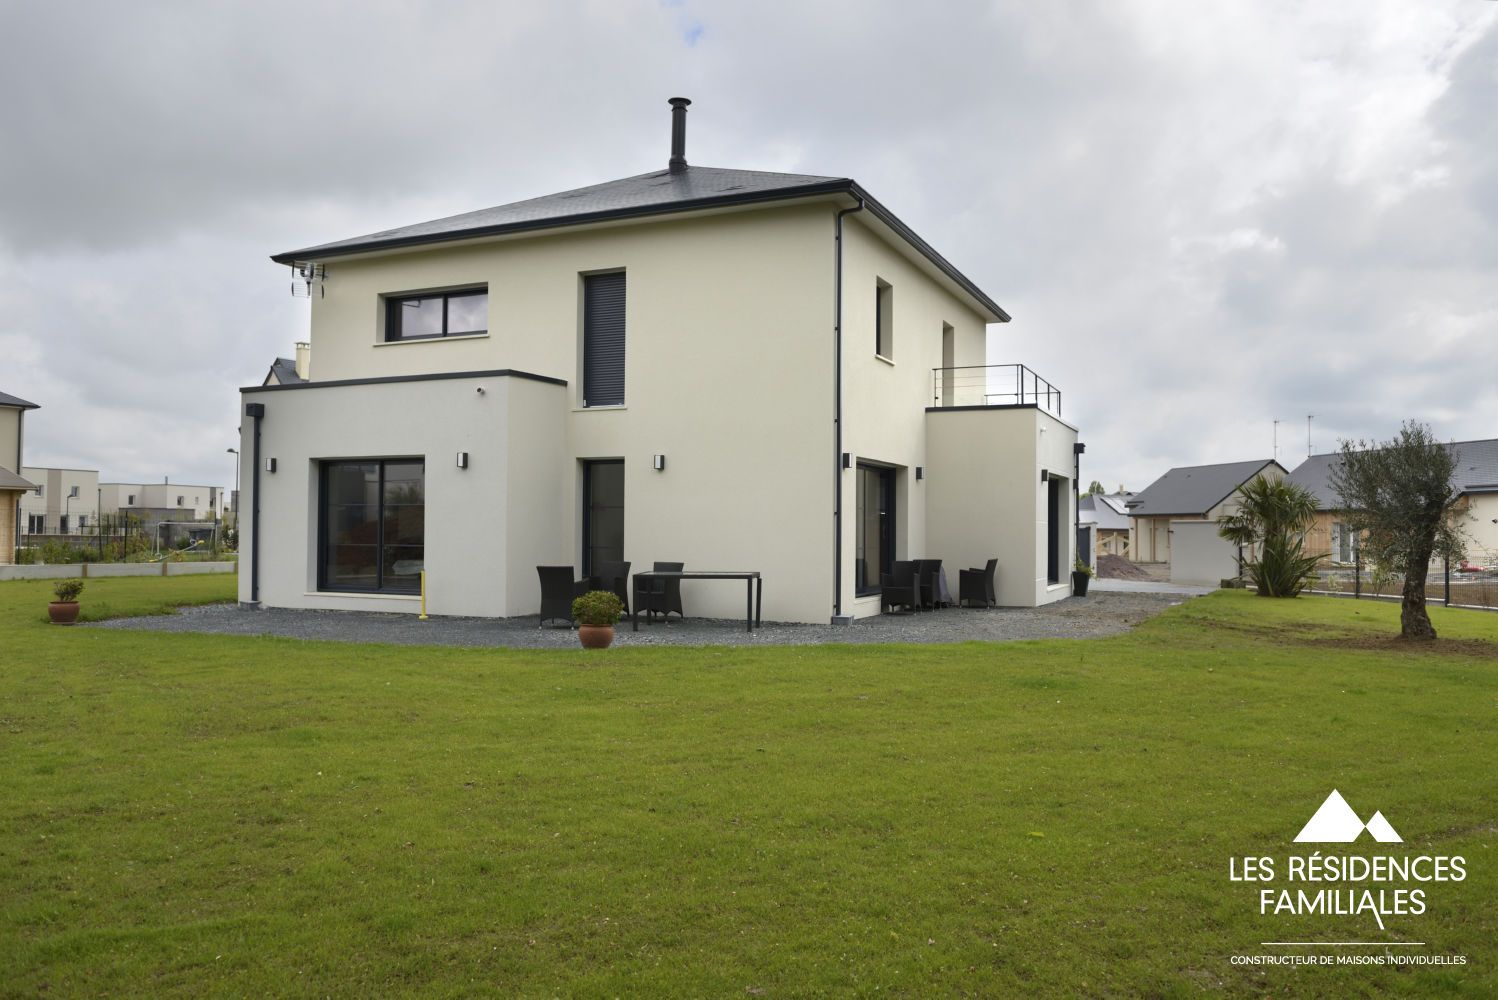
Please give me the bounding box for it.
[668,97,691,173]
[290,261,325,298]
[1307,414,1314,457]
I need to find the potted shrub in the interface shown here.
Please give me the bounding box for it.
[571,590,624,649]
[1071,559,1093,597]
[50,578,84,625]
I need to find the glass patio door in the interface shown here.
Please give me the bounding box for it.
[583,460,624,576]
[855,463,894,595]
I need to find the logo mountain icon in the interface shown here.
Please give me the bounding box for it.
[1294,790,1402,843]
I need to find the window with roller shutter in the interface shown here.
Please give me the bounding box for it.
[582,272,626,407]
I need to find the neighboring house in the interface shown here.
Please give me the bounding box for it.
[263,343,310,385]
[1287,439,1498,565]
[101,482,224,522]
[1079,491,1133,557]
[19,467,100,534]
[0,390,39,564]
[238,98,1083,623]
[1127,459,1287,564]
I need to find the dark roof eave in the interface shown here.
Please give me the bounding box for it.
[271,178,1011,323]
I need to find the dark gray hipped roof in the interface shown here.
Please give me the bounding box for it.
[0,390,40,409]
[265,358,305,385]
[270,165,1010,322]
[1289,438,1498,508]
[1127,459,1285,517]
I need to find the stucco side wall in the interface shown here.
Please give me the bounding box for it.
[838,216,991,616]
[0,408,21,474]
[294,204,837,623]
[1170,519,1239,585]
[0,489,18,564]
[925,407,1077,607]
[556,206,835,624]
[303,203,835,390]
[18,468,99,530]
[238,375,532,617]
[1458,494,1498,561]
[502,377,571,616]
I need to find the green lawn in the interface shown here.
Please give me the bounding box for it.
[2,577,1495,997]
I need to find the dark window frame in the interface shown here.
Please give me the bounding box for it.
[581,271,627,408]
[384,287,489,342]
[1047,476,1062,584]
[855,462,896,597]
[581,458,625,577]
[875,279,894,359]
[317,458,426,594]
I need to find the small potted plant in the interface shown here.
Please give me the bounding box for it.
[50,578,85,625]
[571,590,624,649]
[1072,558,1094,597]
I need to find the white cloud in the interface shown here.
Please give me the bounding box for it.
[0,0,1494,491]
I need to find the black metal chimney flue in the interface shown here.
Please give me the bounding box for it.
[668,97,691,173]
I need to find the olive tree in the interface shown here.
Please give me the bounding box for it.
[1217,474,1323,597]
[1329,422,1465,640]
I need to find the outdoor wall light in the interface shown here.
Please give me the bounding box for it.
[841,452,852,469]
[916,467,924,481]
[1040,468,1049,482]
[652,454,666,472]
[456,452,469,469]
[265,458,277,474]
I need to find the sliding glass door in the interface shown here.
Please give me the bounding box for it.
[582,459,624,576]
[855,463,895,596]
[319,459,425,593]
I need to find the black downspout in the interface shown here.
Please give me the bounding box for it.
[245,402,265,604]
[833,197,865,623]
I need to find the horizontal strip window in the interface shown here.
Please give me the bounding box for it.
[385,288,488,342]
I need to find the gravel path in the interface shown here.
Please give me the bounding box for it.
[87,591,1194,649]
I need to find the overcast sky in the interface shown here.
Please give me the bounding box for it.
[2,0,1494,494]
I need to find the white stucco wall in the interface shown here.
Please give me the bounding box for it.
[277,203,838,623]
[1169,519,1240,585]
[924,407,1078,607]
[19,467,99,530]
[239,373,566,617]
[0,407,22,474]
[1460,493,1498,561]
[837,216,992,617]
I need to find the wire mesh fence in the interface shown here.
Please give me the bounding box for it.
[1303,557,1498,612]
[13,514,233,565]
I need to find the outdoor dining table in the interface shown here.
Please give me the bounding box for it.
[631,570,762,633]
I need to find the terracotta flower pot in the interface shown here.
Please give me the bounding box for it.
[49,601,80,625]
[577,624,615,649]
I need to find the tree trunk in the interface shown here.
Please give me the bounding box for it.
[1400,552,1437,641]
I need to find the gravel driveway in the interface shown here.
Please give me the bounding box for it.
[88,590,1194,648]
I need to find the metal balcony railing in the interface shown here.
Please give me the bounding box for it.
[931,364,1062,415]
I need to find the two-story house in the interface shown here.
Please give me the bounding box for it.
[20,467,100,534]
[1,391,40,563]
[238,99,1081,624]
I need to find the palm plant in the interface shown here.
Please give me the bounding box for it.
[1217,474,1322,597]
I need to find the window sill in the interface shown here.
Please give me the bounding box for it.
[374,333,490,347]
[574,405,627,413]
[307,591,421,601]
[874,354,896,367]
